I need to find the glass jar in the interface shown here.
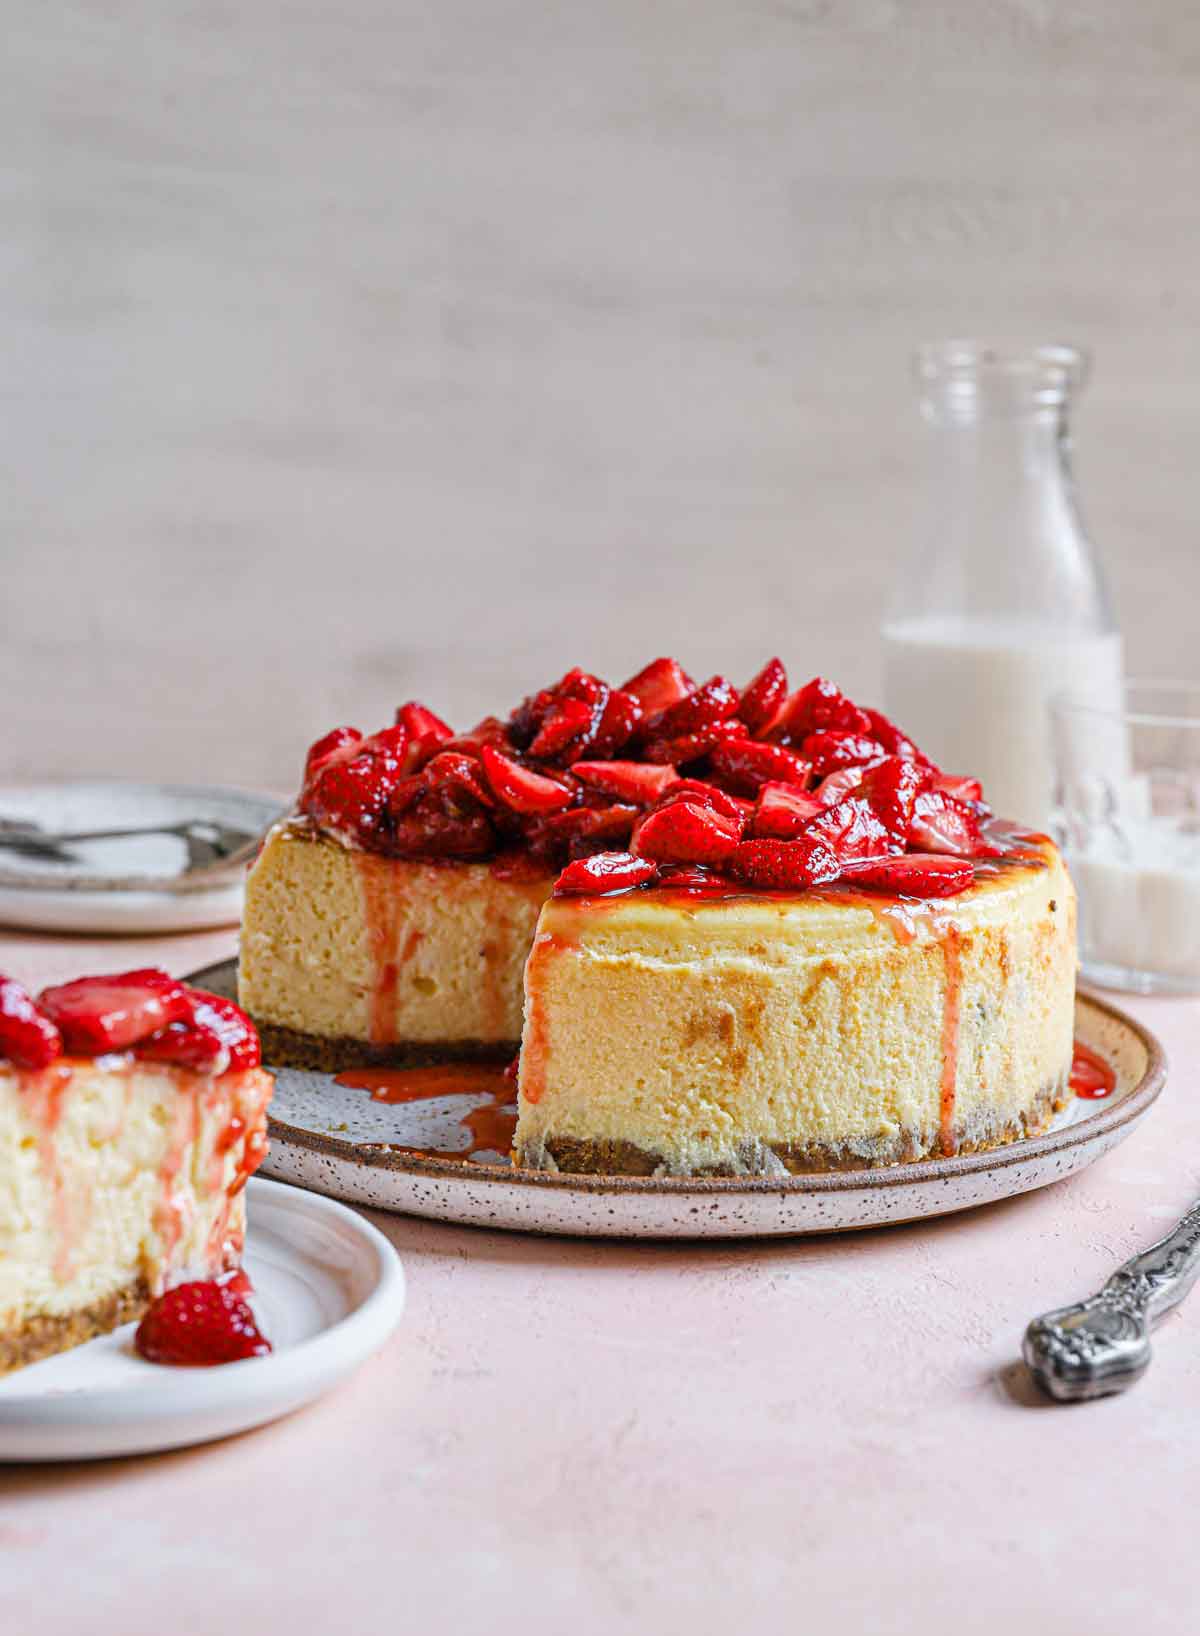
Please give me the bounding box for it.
[882,341,1123,830]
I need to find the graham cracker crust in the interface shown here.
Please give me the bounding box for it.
[1,1277,150,1376]
[257,1020,517,1073]
[520,1078,1071,1178]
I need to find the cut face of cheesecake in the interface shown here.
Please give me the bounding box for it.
[239,657,1078,1178]
[515,838,1076,1175]
[0,971,272,1374]
[239,821,554,1066]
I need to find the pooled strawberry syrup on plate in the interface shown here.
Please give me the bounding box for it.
[334,1062,518,1162]
[1070,1040,1117,1100]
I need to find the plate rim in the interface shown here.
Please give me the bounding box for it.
[0,1176,406,1425]
[190,959,1167,1201]
[0,779,285,894]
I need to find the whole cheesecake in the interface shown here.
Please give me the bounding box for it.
[239,657,1077,1173]
[1,970,272,1373]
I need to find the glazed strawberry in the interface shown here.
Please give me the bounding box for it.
[587,689,643,758]
[709,738,813,793]
[572,760,678,805]
[528,698,596,760]
[391,807,496,858]
[800,732,885,779]
[302,747,396,841]
[304,726,363,780]
[554,852,658,896]
[135,1019,229,1073]
[39,970,192,1055]
[192,992,261,1071]
[776,677,872,741]
[480,745,575,814]
[640,718,744,766]
[863,707,932,766]
[857,757,929,841]
[0,975,62,1069]
[728,836,841,889]
[644,676,740,738]
[654,864,733,893]
[910,790,1000,859]
[930,772,985,805]
[659,779,751,825]
[443,716,509,755]
[528,803,639,857]
[750,782,823,840]
[739,658,789,736]
[395,701,453,770]
[812,766,869,806]
[633,800,742,866]
[621,657,694,715]
[839,855,974,898]
[802,797,894,865]
[418,751,498,810]
[134,1279,272,1366]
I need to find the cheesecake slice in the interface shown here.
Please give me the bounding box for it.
[514,838,1076,1175]
[1,970,272,1374]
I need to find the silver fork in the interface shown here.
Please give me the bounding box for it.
[1023,1199,1200,1401]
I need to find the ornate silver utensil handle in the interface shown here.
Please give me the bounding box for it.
[1023,1198,1200,1402]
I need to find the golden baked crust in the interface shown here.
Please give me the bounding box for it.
[0,1277,149,1376]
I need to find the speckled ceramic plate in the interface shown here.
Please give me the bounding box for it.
[190,960,1167,1238]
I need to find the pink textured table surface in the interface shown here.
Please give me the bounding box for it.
[2,925,1197,1634]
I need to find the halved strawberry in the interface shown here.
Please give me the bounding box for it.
[801,731,886,779]
[587,689,644,758]
[528,697,595,760]
[554,852,658,896]
[658,780,751,826]
[739,658,789,736]
[391,807,496,857]
[0,975,62,1069]
[839,854,973,899]
[802,797,894,865]
[39,969,193,1055]
[621,657,694,715]
[857,756,930,841]
[633,800,742,866]
[301,749,396,841]
[644,675,740,738]
[812,766,870,806]
[443,716,509,756]
[394,701,454,770]
[727,836,841,889]
[640,718,744,766]
[480,745,575,814]
[303,726,363,781]
[910,790,1000,859]
[419,751,498,809]
[135,1020,230,1074]
[776,677,872,741]
[654,864,731,893]
[572,760,678,805]
[527,803,639,856]
[750,782,823,840]
[864,707,932,766]
[709,738,813,793]
[930,772,985,805]
[190,992,262,1072]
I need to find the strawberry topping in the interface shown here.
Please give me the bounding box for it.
[289,656,1015,894]
[0,975,63,1069]
[134,1279,272,1366]
[839,855,974,898]
[39,970,193,1055]
[554,852,658,896]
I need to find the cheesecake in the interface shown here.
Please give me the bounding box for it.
[240,657,1077,1173]
[1,969,272,1373]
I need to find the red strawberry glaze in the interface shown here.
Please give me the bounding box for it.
[355,853,408,1047]
[334,1062,518,1163]
[1070,1041,1117,1100]
[517,930,574,1106]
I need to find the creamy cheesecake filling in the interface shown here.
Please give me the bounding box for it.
[0,1061,272,1357]
[515,842,1076,1176]
[240,821,554,1058]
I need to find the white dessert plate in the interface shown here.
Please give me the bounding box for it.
[190,961,1166,1240]
[0,782,284,932]
[0,1177,405,1462]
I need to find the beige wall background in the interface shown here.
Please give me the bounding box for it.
[3,1,1198,792]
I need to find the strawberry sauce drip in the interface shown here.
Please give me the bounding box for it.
[517,930,573,1105]
[334,1062,517,1162]
[356,854,410,1046]
[939,928,963,1156]
[19,1064,80,1280]
[1070,1040,1117,1100]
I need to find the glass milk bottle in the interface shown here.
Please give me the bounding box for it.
[882,342,1123,830]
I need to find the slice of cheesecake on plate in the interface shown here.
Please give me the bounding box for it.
[0,969,272,1373]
